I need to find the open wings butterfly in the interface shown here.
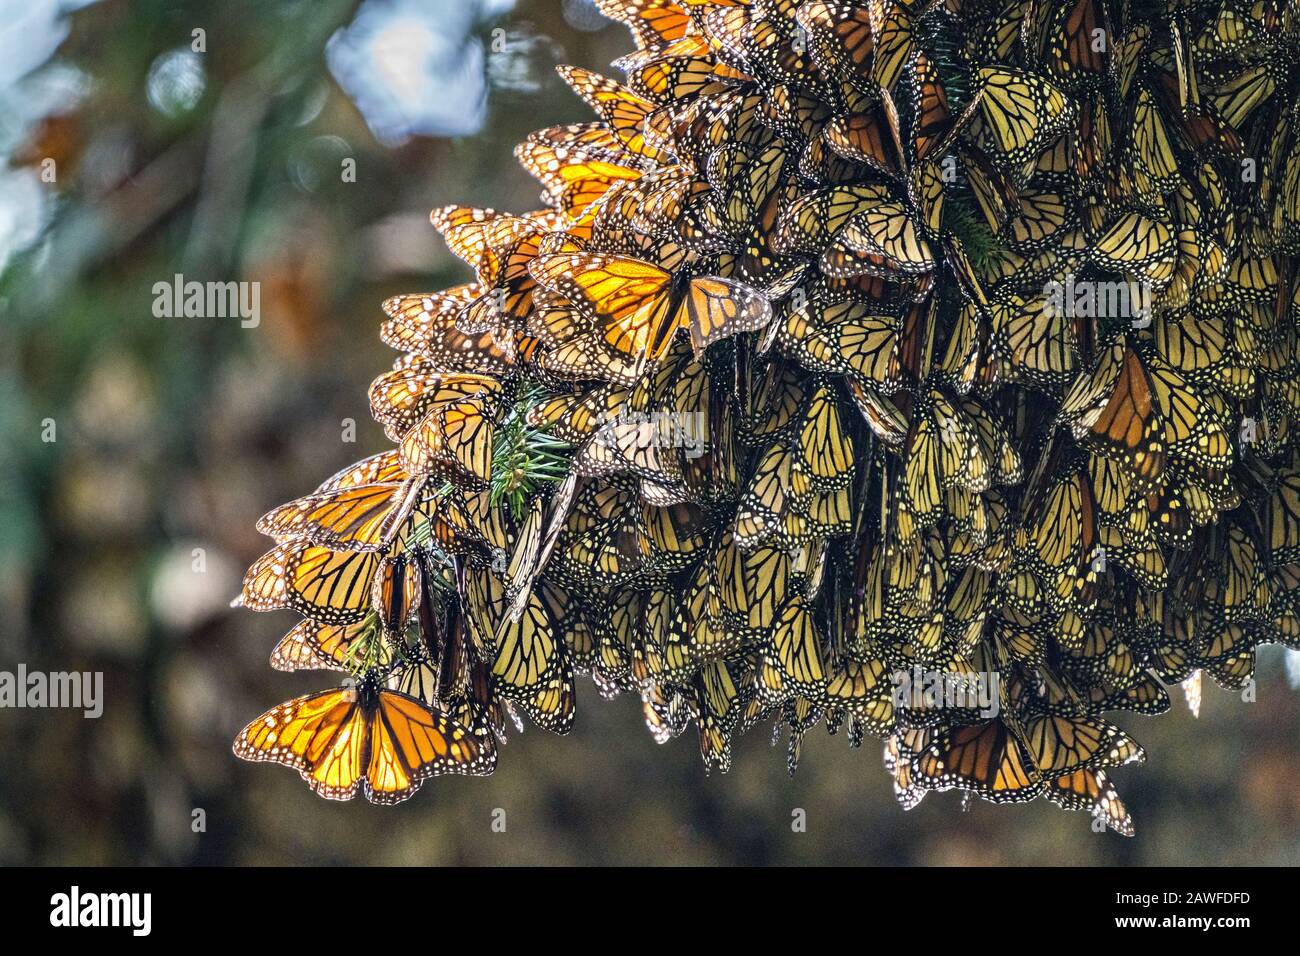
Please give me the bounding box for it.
[234,677,495,803]
[531,252,773,362]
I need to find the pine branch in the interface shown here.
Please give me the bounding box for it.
[489,382,571,520]
[943,194,1002,272]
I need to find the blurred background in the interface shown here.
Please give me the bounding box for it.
[1,0,1298,866]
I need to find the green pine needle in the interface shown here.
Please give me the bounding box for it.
[943,195,1002,273]
[914,6,971,112]
[335,614,385,677]
[489,384,571,520]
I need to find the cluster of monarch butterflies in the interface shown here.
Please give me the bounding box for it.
[235,0,1300,833]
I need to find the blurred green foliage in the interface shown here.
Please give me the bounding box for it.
[1,0,1297,866]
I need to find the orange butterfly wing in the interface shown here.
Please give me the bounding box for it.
[255,480,422,552]
[595,0,693,50]
[532,252,675,359]
[235,686,495,803]
[366,690,496,803]
[914,719,1043,802]
[683,276,773,354]
[1087,348,1166,483]
[241,543,380,624]
[269,619,378,672]
[234,687,369,800]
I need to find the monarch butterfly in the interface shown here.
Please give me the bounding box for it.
[798,384,856,487]
[385,638,445,709]
[767,595,826,695]
[533,307,646,386]
[555,168,643,226]
[824,655,894,731]
[650,87,765,162]
[234,674,495,803]
[823,106,904,177]
[636,179,730,258]
[732,182,806,290]
[734,439,799,548]
[516,134,646,205]
[313,449,409,493]
[763,81,837,145]
[693,657,749,772]
[708,141,789,237]
[912,718,1044,803]
[1085,672,1171,716]
[1036,0,1112,89]
[1131,88,1180,191]
[1060,343,1166,486]
[462,560,575,733]
[427,205,503,274]
[499,496,547,619]
[973,67,1074,167]
[624,35,736,104]
[628,169,704,238]
[709,5,813,91]
[1089,210,1176,272]
[528,384,633,444]
[642,681,692,743]
[1002,189,1071,253]
[963,399,1022,485]
[958,143,1018,235]
[713,534,792,634]
[368,366,500,437]
[514,658,577,734]
[774,290,901,385]
[530,253,772,362]
[990,293,1079,388]
[380,286,516,375]
[1097,506,1169,588]
[1022,713,1143,775]
[799,2,883,85]
[820,202,936,279]
[1266,470,1300,564]
[773,183,892,256]
[372,550,423,636]
[591,589,640,693]
[594,0,695,50]
[1070,92,1112,182]
[884,729,929,809]
[397,395,497,483]
[656,489,710,563]
[241,542,382,624]
[556,66,674,165]
[464,562,558,687]
[270,617,384,673]
[1045,768,1134,836]
[577,414,686,486]
[1020,464,1099,607]
[1210,65,1276,129]
[255,478,427,552]
[902,390,992,526]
